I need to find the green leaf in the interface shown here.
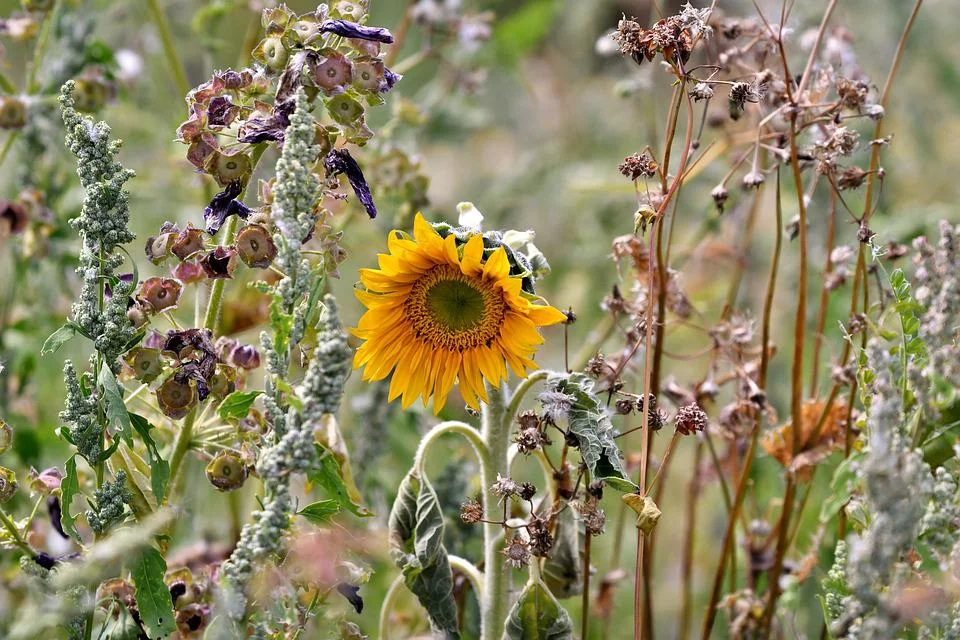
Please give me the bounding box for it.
[502,579,574,639]
[216,390,263,422]
[130,546,176,639]
[541,505,582,599]
[819,453,863,524]
[60,455,81,542]
[129,413,170,503]
[388,469,460,639]
[99,365,132,445]
[298,499,341,524]
[41,322,81,355]
[544,373,629,483]
[309,445,372,518]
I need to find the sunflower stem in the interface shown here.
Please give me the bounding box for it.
[480,382,512,640]
[413,420,489,473]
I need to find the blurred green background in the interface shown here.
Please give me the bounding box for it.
[0,0,956,637]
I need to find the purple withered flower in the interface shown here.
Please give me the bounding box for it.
[207,95,239,128]
[204,181,254,235]
[319,19,394,43]
[324,148,377,219]
[237,100,295,144]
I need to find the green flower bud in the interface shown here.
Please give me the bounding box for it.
[205,451,248,491]
[332,0,366,21]
[157,378,197,420]
[0,96,27,130]
[208,364,237,401]
[292,16,323,45]
[235,224,277,268]
[0,466,18,503]
[125,348,164,383]
[255,36,289,73]
[326,94,364,126]
[0,420,12,455]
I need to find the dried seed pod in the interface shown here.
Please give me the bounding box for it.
[208,364,237,401]
[171,225,205,261]
[125,348,164,383]
[172,260,205,284]
[311,49,353,95]
[622,494,661,534]
[145,230,177,264]
[28,467,62,495]
[0,420,11,455]
[0,96,27,130]
[157,378,198,420]
[205,451,248,491]
[0,466,18,503]
[205,150,252,188]
[175,603,211,636]
[0,200,28,235]
[351,57,386,93]
[235,224,277,268]
[200,246,239,279]
[137,277,183,313]
[229,344,261,370]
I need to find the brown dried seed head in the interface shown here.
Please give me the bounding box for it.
[235,224,277,268]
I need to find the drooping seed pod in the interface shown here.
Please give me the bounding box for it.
[254,36,289,73]
[208,364,237,401]
[137,277,183,313]
[205,451,248,491]
[28,466,62,495]
[0,466,18,503]
[157,377,198,420]
[0,200,28,235]
[0,420,12,455]
[200,246,239,279]
[205,150,252,188]
[235,224,277,269]
[311,49,353,95]
[0,96,27,130]
[145,228,177,264]
[172,260,205,284]
[171,225,205,261]
[176,603,211,636]
[125,348,164,383]
[229,343,262,370]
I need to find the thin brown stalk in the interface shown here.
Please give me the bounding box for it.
[701,168,783,639]
[678,440,704,639]
[582,532,592,640]
[810,190,838,397]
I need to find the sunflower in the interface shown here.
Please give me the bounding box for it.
[352,213,566,413]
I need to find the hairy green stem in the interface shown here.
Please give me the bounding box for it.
[480,383,511,640]
[413,420,489,472]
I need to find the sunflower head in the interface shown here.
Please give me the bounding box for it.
[352,213,566,414]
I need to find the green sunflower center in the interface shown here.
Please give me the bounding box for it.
[426,279,485,330]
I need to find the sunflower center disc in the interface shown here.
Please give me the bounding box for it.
[426,279,485,330]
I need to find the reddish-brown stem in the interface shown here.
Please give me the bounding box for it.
[701,168,783,639]
[810,189,838,397]
[678,439,704,638]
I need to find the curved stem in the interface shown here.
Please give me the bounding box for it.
[413,420,489,472]
[504,369,550,420]
[449,554,485,598]
[378,575,406,640]
[480,383,511,640]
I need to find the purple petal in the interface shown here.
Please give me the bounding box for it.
[324,149,377,219]
[320,19,394,44]
[237,100,295,144]
[204,181,254,235]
